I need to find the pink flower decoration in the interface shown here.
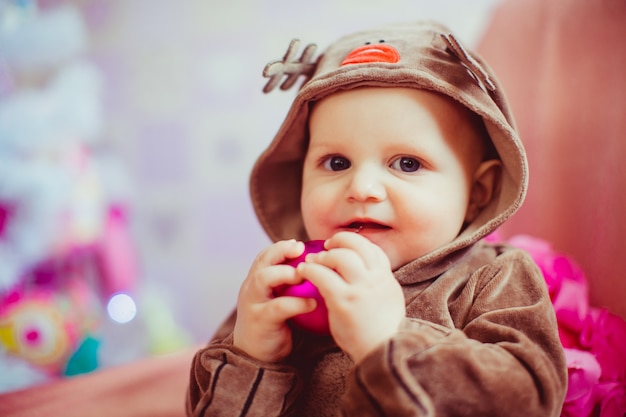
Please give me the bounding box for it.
[579,308,626,383]
[488,233,626,416]
[594,382,626,417]
[561,348,601,417]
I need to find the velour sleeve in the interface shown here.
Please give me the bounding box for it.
[186,337,301,417]
[341,250,568,417]
[186,312,302,417]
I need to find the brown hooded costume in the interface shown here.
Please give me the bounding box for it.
[186,21,567,417]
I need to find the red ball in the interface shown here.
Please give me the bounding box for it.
[273,240,329,335]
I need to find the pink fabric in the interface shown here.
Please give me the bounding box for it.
[477,0,626,320]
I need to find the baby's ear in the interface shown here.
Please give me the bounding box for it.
[465,159,502,224]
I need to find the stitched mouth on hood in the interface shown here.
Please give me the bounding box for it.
[341,44,400,66]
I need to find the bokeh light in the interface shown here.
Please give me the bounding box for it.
[106,293,137,324]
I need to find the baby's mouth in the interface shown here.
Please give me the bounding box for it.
[344,221,391,232]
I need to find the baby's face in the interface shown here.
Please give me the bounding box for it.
[301,87,487,270]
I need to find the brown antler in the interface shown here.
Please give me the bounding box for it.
[263,39,317,93]
[441,33,496,92]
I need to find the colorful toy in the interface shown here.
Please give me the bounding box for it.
[0,1,138,392]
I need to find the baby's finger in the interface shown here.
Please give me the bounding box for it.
[253,239,305,268]
[296,261,348,297]
[269,296,317,322]
[305,248,365,284]
[255,264,302,293]
[325,232,390,270]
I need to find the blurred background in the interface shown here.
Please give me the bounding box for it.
[0,0,504,391]
[2,2,625,414]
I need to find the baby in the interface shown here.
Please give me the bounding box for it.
[187,21,567,416]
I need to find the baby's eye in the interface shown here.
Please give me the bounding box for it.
[391,156,421,173]
[323,156,351,171]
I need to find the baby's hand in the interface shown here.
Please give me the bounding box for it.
[298,232,405,363]
[233,240,316,363]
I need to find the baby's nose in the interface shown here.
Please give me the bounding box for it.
[347,167,386,202]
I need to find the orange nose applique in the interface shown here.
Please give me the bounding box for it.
[341,43,400,66]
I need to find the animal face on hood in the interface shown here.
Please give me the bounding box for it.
[250,21,528,270]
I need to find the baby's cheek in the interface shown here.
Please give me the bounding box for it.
[383,246,406,271]
[301,198,327,236]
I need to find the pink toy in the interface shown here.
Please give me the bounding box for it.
[273,240,329,335]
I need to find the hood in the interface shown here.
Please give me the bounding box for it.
[250,21,528,274]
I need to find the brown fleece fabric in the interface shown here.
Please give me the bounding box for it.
[187,21,567,416]
[188,243,566,416]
